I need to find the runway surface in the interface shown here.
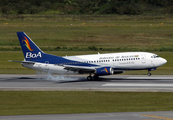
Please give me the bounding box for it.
[1,74,173,120]
[0,74,173,92]
[1,111,173,120]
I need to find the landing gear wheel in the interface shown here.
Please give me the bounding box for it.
[148,72,151,76]
[93,75,99,80]
[87,76,92,81]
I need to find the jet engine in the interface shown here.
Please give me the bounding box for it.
[96,67,114,76]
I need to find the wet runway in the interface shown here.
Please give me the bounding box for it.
[0,74,173,92]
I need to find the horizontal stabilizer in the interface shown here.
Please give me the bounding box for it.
[9,60,35,64]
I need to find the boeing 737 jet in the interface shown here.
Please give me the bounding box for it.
[10,32,167,80]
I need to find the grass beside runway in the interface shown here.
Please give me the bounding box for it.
[1,21,173,52]
[0,21,173,74]
[0,91,173,116]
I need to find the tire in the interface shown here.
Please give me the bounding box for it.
[148,73,151,76]
[87,76,92,81]
[93,75,99,80]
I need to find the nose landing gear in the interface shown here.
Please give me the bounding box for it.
[147,69,152,76]
[147,68,156,76]
[147,72,151,76]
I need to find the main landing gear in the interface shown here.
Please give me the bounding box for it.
[87,76,92,81]
[87,74,99,80]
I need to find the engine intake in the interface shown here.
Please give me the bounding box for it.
[96,67,114,76]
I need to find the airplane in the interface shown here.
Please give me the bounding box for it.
[10,32,167,80]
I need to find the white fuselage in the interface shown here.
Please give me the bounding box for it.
[22,52,167,74]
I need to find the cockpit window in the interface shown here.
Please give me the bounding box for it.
[151,55,159,58]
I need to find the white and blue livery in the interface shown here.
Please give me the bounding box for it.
[11,32,167,80]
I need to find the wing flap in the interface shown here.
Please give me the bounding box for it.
[63,65,96,73]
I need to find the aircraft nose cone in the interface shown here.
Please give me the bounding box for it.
[161,58,167,65]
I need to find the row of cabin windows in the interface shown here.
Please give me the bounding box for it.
[56,62,84,65]
[56,60,111,65]
[57,60,110,65]
[56,57,140,65]
[87,60,110,63]
[113,57,140,61]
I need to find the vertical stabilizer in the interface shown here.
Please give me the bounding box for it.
[17,32,44,61]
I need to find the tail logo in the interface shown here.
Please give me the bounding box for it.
[22,37,34,51]
[104,68,109,73]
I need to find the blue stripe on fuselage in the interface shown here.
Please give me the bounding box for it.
[28,53,99,67]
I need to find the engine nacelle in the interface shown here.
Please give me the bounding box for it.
[96,67,114,76]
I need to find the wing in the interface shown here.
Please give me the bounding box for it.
[63,65,125,74]
[63,65,96,74]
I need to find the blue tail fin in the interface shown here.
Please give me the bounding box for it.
[17,32,44,61]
